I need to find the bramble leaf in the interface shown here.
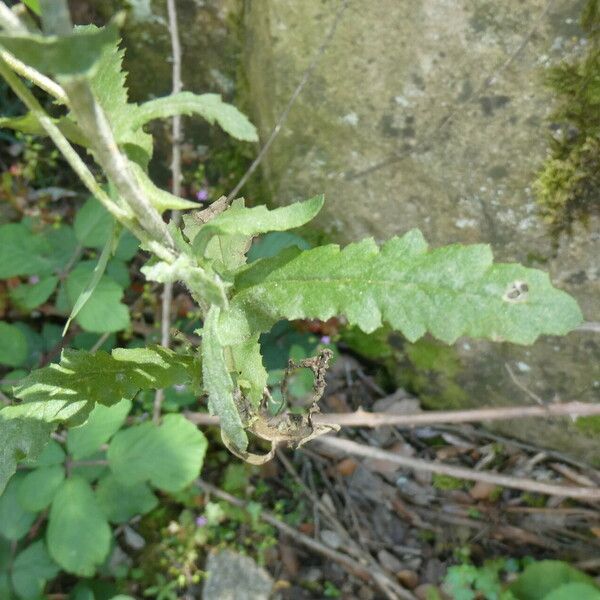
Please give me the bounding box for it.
[218,229,583,345]
[107,414,207,493]
[12,346,195,425]
[202,306,248,451]
[47,477,111,576]
[132,92,258,142]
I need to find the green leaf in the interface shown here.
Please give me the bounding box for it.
[74,197,114,248]
[67,398,131,459]
[66,263,129,333]
[201,306,248,451]
[107,414,208,493]
[191,195,323,256]
[22,439,64,468]
[17,465,64,512]
[11,540,59,600]
[510,560,597,600]
[0,223,77,279]
[0,322,28,367]
[9,276,59,311]
[13,346,194,426]
[130,163,199,213]
[229,336,267,409]
[247,231,310,262]
[132,92,258,142]
[95,473,157,523]
[219,229,583,346]
[0,474,37,541]
[64,231,115,335]
[141,254,229,308]
[0,113,88,147]
[0,412,52,495]
[22,0,41,15]
[0,17,122,77]
[543,583,600,600]
[47,477,111,576]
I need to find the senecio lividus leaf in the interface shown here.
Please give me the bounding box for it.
[217,229,583,346]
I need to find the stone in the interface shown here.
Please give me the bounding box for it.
[243,0,600,463]
[202,550,273,600]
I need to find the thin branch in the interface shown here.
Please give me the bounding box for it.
[505,363,544,405]
[314,436,600,500]
[154,0,184,423]
[196,478,417,600]
[0,2,25,31]
[578,321,600,333]
[186,400,600,429]
[226,0,350,202]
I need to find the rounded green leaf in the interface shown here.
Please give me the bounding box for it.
[66,264,129,333]
[9,276,59,311]
[47,477,111,576]
[11,540,59,600]
[510,560,597,600]
[96,473,158,523]
[67,398,131,460]
[108,414,208,493]
[18,465,64,512]
[74,197,113,248]
[23,439,65,468]
[543,583,600,600]
[0,473,37,541]
[0,323,28,368]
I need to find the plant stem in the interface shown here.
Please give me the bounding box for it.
[0,57,128,222]
[154,0,184,423]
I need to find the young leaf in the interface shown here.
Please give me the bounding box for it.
[201,306,248,451]
[67,398,131,460]
[66,263,129,333]
[17,465,64,512]
[131,92,258,142]
[229,336,268,409]
[47,477,111,576]
[0,474,37,541]
[218,229,583,346]
[0,322,28,367]
[9,276,59,311]
[107,414,208,493]
[11,540,59,600]
[13,346,194,426]
[0,414,52,495]
[64,231,115,335]
[130,163,199,213]
[141,254,229,308]
[0,17,122,77]
[0,113,88,147]
[190,195,324,256]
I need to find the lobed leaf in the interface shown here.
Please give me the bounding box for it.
[0,17,122,77]
[190,195,323,257]
[201,306,248,451]
[12,346,195,426]
[131,92,258,142]
[218,229,583,346]
[0,413,52,495]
